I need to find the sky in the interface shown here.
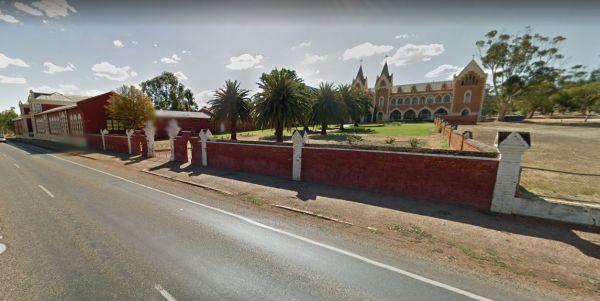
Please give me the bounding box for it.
[1,0,599,111]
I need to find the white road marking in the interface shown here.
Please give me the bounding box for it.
[154,284,178,301]
[38,185,55,198]
[13,163,20,169]
[49,154,493,301]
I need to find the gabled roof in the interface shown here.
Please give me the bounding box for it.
[456,59,486,78]
[29,91,87,103]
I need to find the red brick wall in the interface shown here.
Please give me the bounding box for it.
[205,142,292,178]
[40,104,63,112]
[155,117,210,140]
[77,92,114,134]
[442,115,478,125]
[301,147,498,209]
[85,134,145,155]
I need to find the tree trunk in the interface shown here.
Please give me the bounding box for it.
[230,119,237,140]
[303,126,309,133]
[584,107,589,122]
[275,125,283,142]
[320,122,327,135]
[528,109,536,119]
[497,104,507,121]
[339,123,344,130]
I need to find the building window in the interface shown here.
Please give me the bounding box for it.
[464,91,472,103]
[461,74,478,86]
[106,119,125,131]
[376,111,383,121]
[411,97,418,105]
[397,98,403,105]
[426,96,434,104]
[419,96,426,104]
[461,109,470,116]
[69,113,84,135]
[404,109,416,120]
[378,97,384,107]
[418,109,432,120]
[390,110,401,121]
[434,108,448,116]
[443,95,451,103]
[390,98,396,105]
[33,103,42,113]
[435,95,442,103]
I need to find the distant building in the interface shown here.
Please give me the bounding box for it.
[352,59,487,124]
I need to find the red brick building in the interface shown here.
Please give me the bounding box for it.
[353,59,487,124]
[12,90,210,145]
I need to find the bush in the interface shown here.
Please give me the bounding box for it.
[346,135,363,145]
[384,136,395,144]
[409,138,425,148]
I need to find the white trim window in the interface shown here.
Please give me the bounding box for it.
[464,90,472,103]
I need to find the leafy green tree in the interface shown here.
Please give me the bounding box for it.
[140,72,197,111]
[105,85,155,130]
[208,80,252,140]
[0,107,18,134]
[476,28,565,120]
[337,84,372,128]
[311,82,345,135]
[253,68,311,143]
[515,81,557,118]
[552,82,600,122]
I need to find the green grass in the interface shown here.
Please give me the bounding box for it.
[343,123,435,137]
[213,128,303,139]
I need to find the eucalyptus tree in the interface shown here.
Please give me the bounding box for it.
[208,80,252,140]
[476,28,565,120]
[140,72,197,111]
[253,68,311,142]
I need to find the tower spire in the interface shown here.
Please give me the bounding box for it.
[381,55,390,78]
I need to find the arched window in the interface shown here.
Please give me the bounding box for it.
[418,109,432,120]
[426,96,434,104]
[411,97,418,105]
[435,95,442,103]
[434,108,448,117]
[419,96,426,104]
[390,110,401,121]
[464,91,472,103]
[404,109,416,120]
[378,97,384,107]
[443,95,451,103]
[377,111,384,121]
[397,98,403,105]
[461,108,470,116]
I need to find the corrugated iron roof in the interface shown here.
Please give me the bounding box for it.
[155,110,211,119]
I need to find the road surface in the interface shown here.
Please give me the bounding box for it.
[0,141,541,300]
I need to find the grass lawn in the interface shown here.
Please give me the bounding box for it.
[342,123,435,137]
[212,122,443,148]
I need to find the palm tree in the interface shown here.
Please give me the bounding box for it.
[311,82,345,135]
[253,69,311,142]
[208,80,251,140]
[336,84,372,129]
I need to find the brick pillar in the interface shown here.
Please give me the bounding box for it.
[491,132,531,213]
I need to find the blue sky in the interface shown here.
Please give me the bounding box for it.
[1,0,599,111]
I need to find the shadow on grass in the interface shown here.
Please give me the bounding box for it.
[8,138,599,260]
[339,127,376,134]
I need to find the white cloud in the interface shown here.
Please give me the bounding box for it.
[0,53,30,68]
[425,64,462,79]
[160,54,182,64]
[395,33,415,39]
[174,71,188,80]
[91,62,136,82]
[301,53,328,65]
[42,62,75,74]
[291,41,311,51]
[131,41,138,45]
[226,54,264,70]
[0,9,20,23]
[195,90,214,108]
[182,50,191,55]
[31,0,77,18]
[113,40,124,48]
[297,68,320,78]
[342,42,393,60]
[386,43,445,66]
[14,2,44,16]
[29,84,78,94]
[153,43,158,48]
[0,75,27,84]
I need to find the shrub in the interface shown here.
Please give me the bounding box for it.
[384,136,396,144]
[409,138,425,148]
[346,135,363,145]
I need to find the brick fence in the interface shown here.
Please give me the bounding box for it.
[434,117,495,152]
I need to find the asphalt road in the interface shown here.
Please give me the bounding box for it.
[0,141,539,301]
